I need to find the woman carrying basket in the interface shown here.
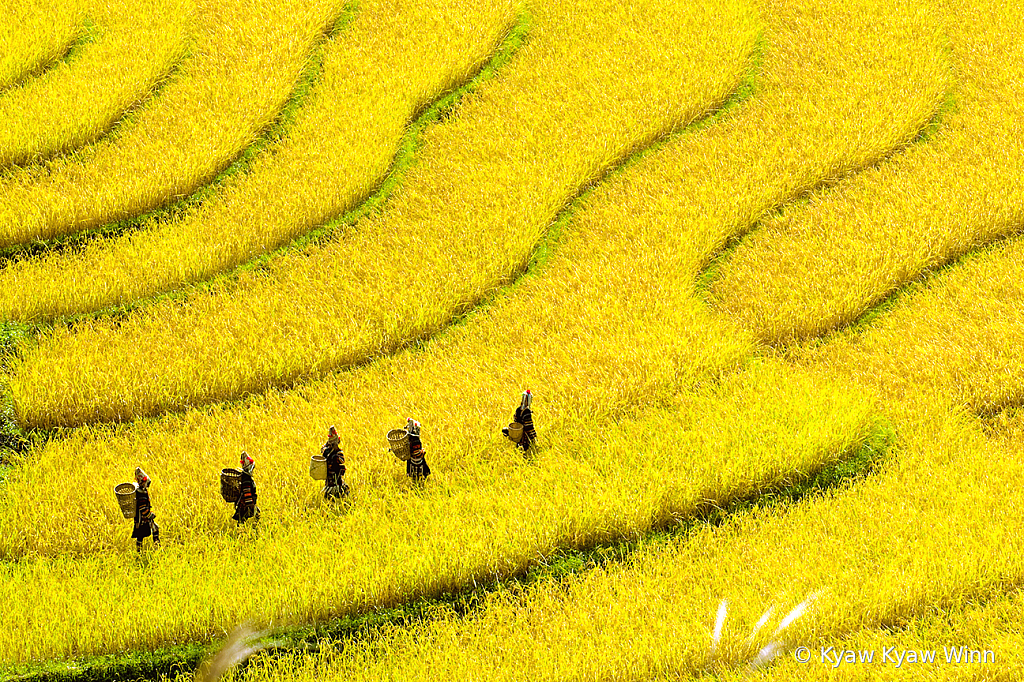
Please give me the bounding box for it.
[233,452,260,526]
[405,418,430,482]
[132,467,161,552]
[503,389,537,452]
[322,425,349,500]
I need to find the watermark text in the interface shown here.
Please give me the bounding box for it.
[793,645,995,669]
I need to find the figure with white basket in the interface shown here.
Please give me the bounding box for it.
[119,467,160,552]
[320,425,349,500]
[503,389,537,452]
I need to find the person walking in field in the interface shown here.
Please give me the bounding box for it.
[503,389,537,452]
[233,452,260,526]
[132,467,161,552]
[322,425,349,500]
[405,418,430,482]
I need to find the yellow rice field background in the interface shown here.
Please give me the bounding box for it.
[0,0,1022,678]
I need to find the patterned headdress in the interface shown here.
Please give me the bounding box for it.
[406,418,421,436]
[240,451,255,475]
[134,467,150,489]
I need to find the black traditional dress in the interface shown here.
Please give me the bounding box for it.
[233,471,259,523]
[132,485,160,548]
[132,487,155,540]
[322,440,348,499]
[513,405,537,451]
[406,432,430,481]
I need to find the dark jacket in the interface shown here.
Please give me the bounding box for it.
[132,487,155,539]
[514,406,537,450]
[322,441,346,478]
[407,454,430,480]
[233,472,258,521]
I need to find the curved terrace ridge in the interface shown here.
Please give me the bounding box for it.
[711,1,1024,345]
[0,2,84,93]
[0,0,193,170]
[0,0,353,250]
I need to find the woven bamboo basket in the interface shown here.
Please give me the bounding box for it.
[387,428,411,461]
[114,482,137,519]
[310,455,327,481]
[220,468,241,503]
[508,422,524,444]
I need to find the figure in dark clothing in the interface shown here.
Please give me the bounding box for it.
[132,467,160,551]
[232,452,260,525]
[322,425,349,500]
[405,418,430,482]
[503,389,537,452]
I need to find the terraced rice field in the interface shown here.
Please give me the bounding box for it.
[0,0,1022,678]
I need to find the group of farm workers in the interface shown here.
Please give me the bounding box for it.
[126,390,538,551]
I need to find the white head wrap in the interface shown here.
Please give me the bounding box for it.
[520,389,533,411]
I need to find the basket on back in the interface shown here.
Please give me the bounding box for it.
[507,422,524,444]
[387,428,410,461]
[114,482,137,519]
[309,455,327,480]
[220,468,241,503]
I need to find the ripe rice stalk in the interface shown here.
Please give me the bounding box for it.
[246,194,1024,682]
[0,0,193,169]
[0,0,350,249]
[545,208,1024,680]
[0,0,950,428]
[711,0,1024,343]
[178,553,1024,682]
[0,0,1009,674]
[0,0,83,91]
[0,3,952,662]
[810,237,1024,419]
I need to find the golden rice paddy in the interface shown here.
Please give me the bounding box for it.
[1,0,1021,678]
